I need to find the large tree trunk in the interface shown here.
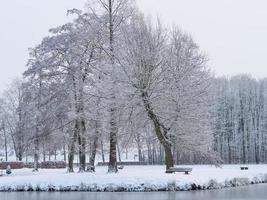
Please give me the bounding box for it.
[48,151,51,161]
[18,152,23,161]
[42,140,46,162]
[138,147,142,162]
[160,145,164,164]
[106,0,118,173]
[147,141,152,164]
[68,120,78,173]
[89,124,99,166]
[164,145,173,169]
[141,91,174,170]
[54,150,57,160]
[63,144,67,162]
[78,119,86,172]
[135,132,143,162]
[89,137,98,166]
[33,138,39,172]
[25,147,28,162]
[89,140,97,166]
[108,111,118,173]
[68,140,75,173]
[100,140,105,163]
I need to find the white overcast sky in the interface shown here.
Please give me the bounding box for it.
[1,0,267,92]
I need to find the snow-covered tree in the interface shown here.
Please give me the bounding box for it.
[119,15,217,170]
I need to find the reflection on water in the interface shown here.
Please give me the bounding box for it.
[0,184,267,200]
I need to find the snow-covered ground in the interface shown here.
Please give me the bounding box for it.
[0,165,267,191]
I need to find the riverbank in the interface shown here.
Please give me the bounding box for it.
[0,165,267,192]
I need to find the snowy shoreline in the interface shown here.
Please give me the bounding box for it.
[0,165,267,192]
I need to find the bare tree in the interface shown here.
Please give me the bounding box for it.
[120,15,214,170]
[86,0,135,173]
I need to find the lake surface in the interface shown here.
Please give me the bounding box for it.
[0,184,267,200]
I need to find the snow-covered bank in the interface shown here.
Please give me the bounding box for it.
[0,165,267,192]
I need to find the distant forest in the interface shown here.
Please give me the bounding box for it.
[212,76,267,164]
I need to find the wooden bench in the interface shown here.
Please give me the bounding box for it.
[166,167,192,175]
[240,167,249,170]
